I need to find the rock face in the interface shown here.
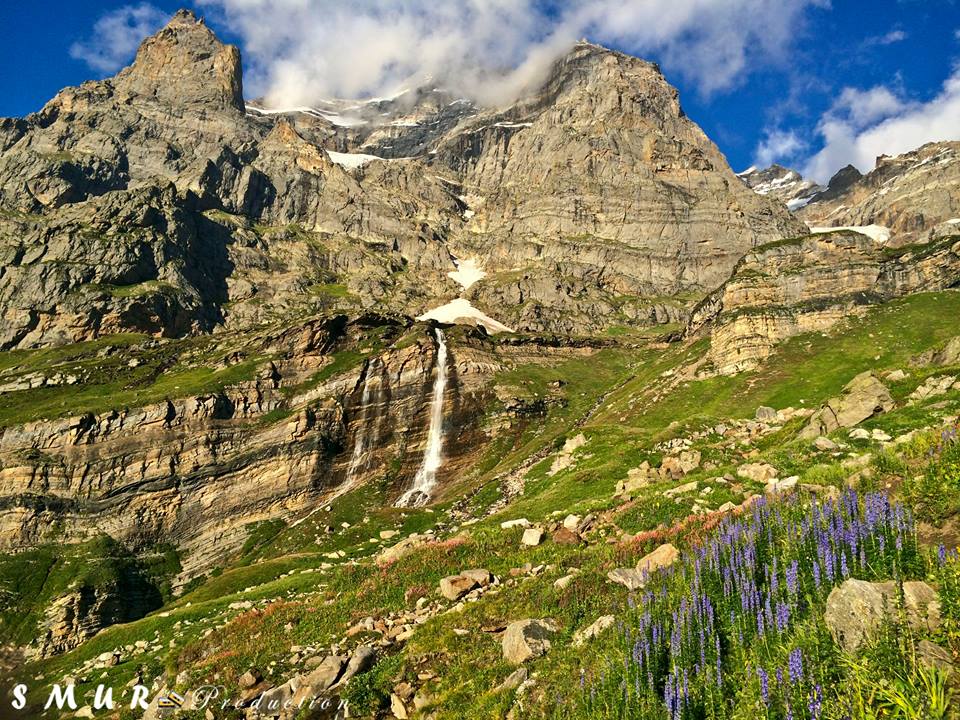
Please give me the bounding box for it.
[502,619,556,664]
[738,164,824,211]
[800,372,894,438]
[688,230,960,374]
[800,142,960,246]
[37,579,161,658]
[824,579,941,653]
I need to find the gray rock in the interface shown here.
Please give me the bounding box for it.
[572,615,615,647]
[502,619,556,664]
[303,655,345,692]
[755,406,777,421]
[439,574,478,601]
[824,579,941,653]
[608,567,647,591]
[801,372,894,438]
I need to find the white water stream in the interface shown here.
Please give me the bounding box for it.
[396,328,448,507]
[345,359,379,483]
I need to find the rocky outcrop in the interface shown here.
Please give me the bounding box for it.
[36,578,162,659]
[800,141,960,246]
[800,372,894,438]
[688,230,960,374]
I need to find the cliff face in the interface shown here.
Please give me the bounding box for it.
[688,231,960,374]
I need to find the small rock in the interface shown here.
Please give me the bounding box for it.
[501,518,531,529]
[498,667,529,691]
[239,669,262,689]
[552,528,583,545]
[608,567,646,591]
[756,406,777,422]
[572,615,615,647]
[736,463,779,482]
[562,514,581,531]
[521,528,544,546]
[390,693,409,719]
[849,428,871,440]
[813,436,838,451]
[439,575,478,601]
[663,480,697,498]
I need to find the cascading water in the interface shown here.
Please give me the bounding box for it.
[396,328,448,507]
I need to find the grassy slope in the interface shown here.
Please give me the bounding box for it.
[9,291,960,718]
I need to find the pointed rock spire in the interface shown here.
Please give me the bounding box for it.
[114,8,244,111]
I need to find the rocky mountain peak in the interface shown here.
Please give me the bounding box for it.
[113,7,244,111]
[738,164,824,211]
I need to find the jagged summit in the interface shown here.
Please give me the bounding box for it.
[112,7,244,111]
[738,164,824,211]
[799,141,960,244]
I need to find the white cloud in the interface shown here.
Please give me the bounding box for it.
[195,0,826,108]
[802,66,960,182]
[69,4,168,74]
[754,129,806,167]
[863,29,907,47]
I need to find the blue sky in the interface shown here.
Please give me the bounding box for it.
[1,1,958,181]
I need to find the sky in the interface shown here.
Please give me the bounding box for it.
[0,0,958,183]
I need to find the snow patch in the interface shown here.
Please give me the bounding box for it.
[786,196,813,211]
[327,151,383,168]
[417,299,513,335]
[810,224,891,244]
[737,166,758,177]
[448,257,485,291]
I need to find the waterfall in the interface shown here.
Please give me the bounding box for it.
[396,328,448,507]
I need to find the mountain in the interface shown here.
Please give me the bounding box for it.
[1,10,959,720]
[737,163,824,210]
[799,141,960,245]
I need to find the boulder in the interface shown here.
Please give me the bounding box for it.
[765,476,799,495]
[439,574,478,601]
[502,619,556,664]
[736,463,778,483]
[824,579,941,653]
[572,615,616,647]
[813,436,838,451]
[636,543,680,576]
[756,406,778,421]
[521,528,544,546]
[498,667,529,691]
[336,645,376,686]
[608,567,646,590]
[909,375,957,402]
[552,528,583,546]
[663,480,697,498]
[917,640,955,677]
[302,655,346,692]
[461,568,492,586]
[501,518,531,529]
[800,372,894,438]
[562,514,581,531]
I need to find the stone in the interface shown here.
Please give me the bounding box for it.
[439,575,478,601]
[849,428,871,440]
[572,615,616,647]
[390,693,409,719]
[379,530,399,540]
[461,568,492,586]
[256,683,293,718]
[636,543,680,577]
[553,573,577,590]
[765,476,799,495]
[337,646,376,686]
[755,406,777,421]
[498,667,529,691]
[239,669,262,689]
[501,518,531,529]
[813,436,838,451]
[607,567,644,590]
[663,480,697,498]
[736,463,778,482]
[552,528,583,545]
[886,369,907,381]
[562,514,581,531]
[800,372,894,438]
[824,579,941,653]
[717,501,738,513]
[909,375,957,402]
[917,640,954,676]
[521,528,544,546]
[502,619,556,664]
